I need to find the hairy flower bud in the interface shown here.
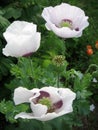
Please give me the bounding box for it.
[52,55,65,67]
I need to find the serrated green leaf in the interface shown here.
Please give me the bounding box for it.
[0,100,29,123]
[81,73,92,89]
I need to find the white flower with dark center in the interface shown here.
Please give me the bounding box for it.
[41,3,89,38]
[13,86,76,121]
[2,21,41,57]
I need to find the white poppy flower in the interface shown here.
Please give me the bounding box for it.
[13,86,76,121]
[41,3,89,38]
[2,21,41,57]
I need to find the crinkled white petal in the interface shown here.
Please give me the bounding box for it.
[3,35,33,57]
[2,21,41,57]
[30,102,48,117]
[42,3,72,26]
[45,23,51,30]
[58,88,76,99]
[3,21,37,42]
[15,112,34,119]
[73,16,89,30]
[13,87,34,105]
[14,111,65,121]
[56,88,76,113]
[15,109,74,121]
[30,32,41,52]
[52,3,87,25]
[42,3,89,28]
[40,86,61,103]
[46,23,82,38]
[14,86,76,121]
[3,33,41,57]
[42,3,89,38]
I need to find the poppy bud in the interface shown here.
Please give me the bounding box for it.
[86,45,92,49]
[86,48,93,56]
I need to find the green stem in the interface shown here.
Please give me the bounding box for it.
[42,121,52,130]
[29,57,37,88]
[57,72,60,88]
[85,64,98,74]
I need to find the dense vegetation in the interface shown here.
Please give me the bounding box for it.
[0,0,98,130]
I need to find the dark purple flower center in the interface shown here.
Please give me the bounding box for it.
[48,100,63,113]
[36,91,50,102]
[33,90,63,113]
[53,100,63,109]
[59,19,79,31]
[23,52,33,57]
[62,19,72,24]
[75,27,79,31]
[60,19,73,29]
[38,91,50,99]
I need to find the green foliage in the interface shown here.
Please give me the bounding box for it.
[19,0,35,7]
[0,100,29,123]
[10,57,44,89]
[74,73,92,91]
[4,7,22,19]
[0,57,13,80]
[6,57,57,90]
[0,0,98,130]
[41,32,66,56]
[89,52,98,66]
[0,13,10,37]
[0,9,12,80]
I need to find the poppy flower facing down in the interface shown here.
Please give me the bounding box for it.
[42,3,89,38]
[2,21,41,57]
[13,86,76,121]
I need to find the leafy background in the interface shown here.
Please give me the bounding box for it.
[0,0,98,130]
